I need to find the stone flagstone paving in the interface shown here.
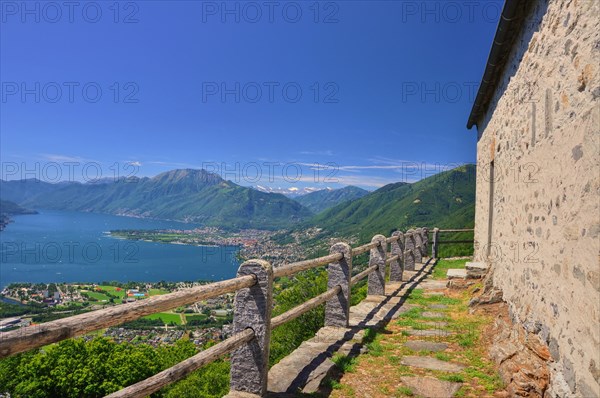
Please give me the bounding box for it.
[263,259,505,398]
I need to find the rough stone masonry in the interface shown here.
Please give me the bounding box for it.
[470,0,600,396]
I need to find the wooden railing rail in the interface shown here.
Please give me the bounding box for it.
[386,254,400,264]
[350,264,378,286]
[273,252,343,278]
[0,225,452,398]
[385,235,401,244]
[351,240,380,256]
[348,253,398,287]
[433,228,475,255]
[271,285,342,329]
[0,274,257,358]
[104,328,256,398]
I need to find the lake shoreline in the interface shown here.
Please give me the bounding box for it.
[1,210,241,291]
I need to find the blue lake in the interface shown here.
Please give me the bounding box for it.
[0,210,240,290]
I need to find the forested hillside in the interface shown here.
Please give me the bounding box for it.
[1,170,312,230]
[294,185,368,213]
[304,164,476,242]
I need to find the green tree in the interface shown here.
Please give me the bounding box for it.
[162,360,229,398]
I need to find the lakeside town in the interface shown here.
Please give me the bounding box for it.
[0,226,336,350]
[1,281,234,348]
[0,225,322,352]
[109,225,330,267]
[0,224,364,356]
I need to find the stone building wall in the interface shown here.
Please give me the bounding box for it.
[473,0,600,396]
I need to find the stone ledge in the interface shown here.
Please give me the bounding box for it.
[267,325,368,394]
[404,340,449,352]
[400,376,462,398]
[266,259,440,395]
[401,355,465,372]
[465,261,489,277]
[223,391,262,398]
[447,268,468,279]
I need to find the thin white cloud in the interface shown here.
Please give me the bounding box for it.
[41,154,88,163]
[299,150,334,156]
[254,172,403,189]
[336,174,414,187]
[298,160,469,176]
[368,156,468,172]
[297,162,420,172]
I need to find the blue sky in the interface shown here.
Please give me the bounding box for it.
[1,1,501,190]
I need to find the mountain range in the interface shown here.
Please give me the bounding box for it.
[253,186,323,197]
[294,186,369,213]
[0,200,37,231]
[0,170,311,229]
[0,200,37,216]
[302,164,476,242]
[0,165,476,234]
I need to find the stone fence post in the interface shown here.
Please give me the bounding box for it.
[367,235,387,295]
[325,243,352,328]
[390,231,404,282]
[422,227,429,258]
[414,228,423,264]
[404,229,415,271]
[230,260,273,396]
[432,228,440,258]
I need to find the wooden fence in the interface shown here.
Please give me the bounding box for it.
[0,227,472,397]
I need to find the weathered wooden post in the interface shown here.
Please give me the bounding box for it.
[230,260,273,395]
[389,231,404,282]
[404,229,415,271]
[325,242,352,327]
[422,227,429,258]
[414,228,423,264]
[432,228,440,258]
[367,235,387,295]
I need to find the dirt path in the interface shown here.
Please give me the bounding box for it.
[327,259,507,398]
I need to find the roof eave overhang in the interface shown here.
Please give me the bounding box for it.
[466,0,533,130]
